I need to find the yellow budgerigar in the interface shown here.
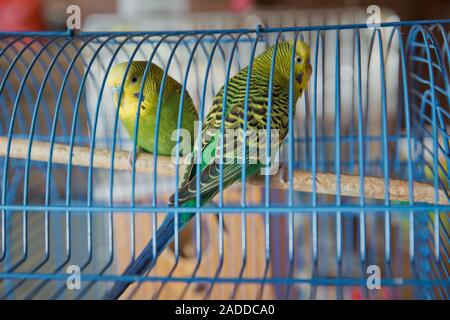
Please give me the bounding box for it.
[107,61,198,163]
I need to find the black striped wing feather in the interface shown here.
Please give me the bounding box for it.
[169,72,291,206]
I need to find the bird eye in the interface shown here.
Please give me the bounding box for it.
[296,56,302,64]
[131,76,137,83]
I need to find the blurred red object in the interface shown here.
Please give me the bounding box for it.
[0,0,44,31]
[351,287,363,300]
[230,0,255,12]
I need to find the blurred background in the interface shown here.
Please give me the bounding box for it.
[0,0,449,32]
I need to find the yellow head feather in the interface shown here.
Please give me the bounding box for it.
[255,40,312,100]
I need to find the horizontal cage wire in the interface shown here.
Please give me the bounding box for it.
[0,19,449,300]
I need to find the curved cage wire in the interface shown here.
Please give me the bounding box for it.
[0,19,449,300]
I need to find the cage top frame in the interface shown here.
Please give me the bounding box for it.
[0,19,449,37]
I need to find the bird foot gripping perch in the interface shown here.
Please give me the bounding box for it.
[277,163,289,184]
[127,146,144,171]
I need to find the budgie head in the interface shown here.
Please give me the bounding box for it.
[291,40,312,92]
[260,40,312,98]
[106,61,153,107]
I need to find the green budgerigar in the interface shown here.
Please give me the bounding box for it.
[106,61,198,163]
[105,40,312,299]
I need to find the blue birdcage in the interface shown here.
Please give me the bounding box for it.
[0,18,449,300]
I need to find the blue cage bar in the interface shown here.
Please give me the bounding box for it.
[0,19,449,299]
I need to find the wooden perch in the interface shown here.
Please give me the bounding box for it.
[0,137,448,205]
[248,172,448,205]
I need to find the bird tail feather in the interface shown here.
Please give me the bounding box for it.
[104,208,191,300]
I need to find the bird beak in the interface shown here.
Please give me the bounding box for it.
[133,92,144,99]
[296,73,303,85]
